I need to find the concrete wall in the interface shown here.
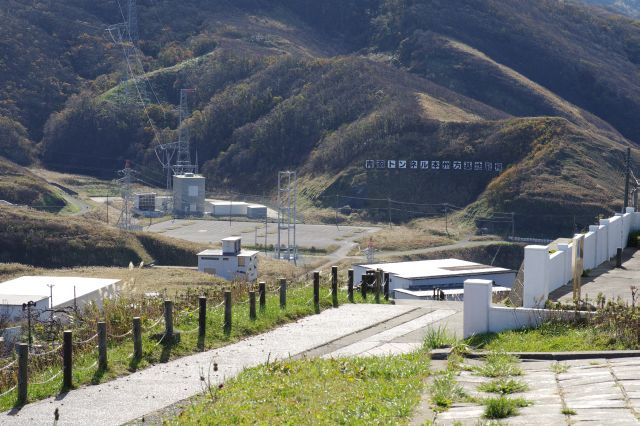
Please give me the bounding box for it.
[463,279,589,338]
[522,208,638,308]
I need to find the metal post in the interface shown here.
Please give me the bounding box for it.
[224,291,232,334]
[331,266,339,308]
[98,322,107,370]
[63,330,72,389]
[313,271,320,312]
[348,269,354,303]
[361,274,367,300]
[198,296,207,338]
[249,291,256,320]
[279,278,287,309]
[259,282,266,311]
[164,300,174,338]
[511,212,515,239]
[133,317,142,359]
[384,272,390,301]
[17,343,28,404]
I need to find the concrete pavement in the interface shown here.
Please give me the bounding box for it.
[1,302,457,426]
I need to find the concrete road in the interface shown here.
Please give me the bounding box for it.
[146,219,379,251]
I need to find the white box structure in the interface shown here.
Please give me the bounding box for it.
[198,237,259,282]
[210,202,249,217]
[173,173,205,216]
[0,276,121,322]
[247,205,267,219]
[353,259,515,297]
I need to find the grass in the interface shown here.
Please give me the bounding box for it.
[423,326,458,351]
[0,284,385,411]
[478,378,528,395]
[466,321,627,352]
[168,352,430,425]
[430,372,467,410]
[473,352,522,378]
[550,362,570,374]
[562,408,577,415]
[483,396,530,419]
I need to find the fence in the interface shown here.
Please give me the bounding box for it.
[521,208,639,308]
[0,266,388,406]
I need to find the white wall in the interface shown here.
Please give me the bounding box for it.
[522,209,639,308]
[463,279,590,338]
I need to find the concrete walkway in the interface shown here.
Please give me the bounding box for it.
[417,357,640,425]
[1,303,457,426]
[551,248,639,305]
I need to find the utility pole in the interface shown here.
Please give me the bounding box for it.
[444,205,449,235]
[624,147,631,212]
[511,212,516,240]
[106,194,109,224]
[387,198,392,229]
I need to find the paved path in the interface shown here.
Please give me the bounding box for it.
[2,303,460,426]
[414,357,640,425]
[551,248,639,305]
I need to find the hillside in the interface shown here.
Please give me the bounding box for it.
[0,157,66,211]
[2,0,640,234]
[0,206,206,268]
[585,0,640,17]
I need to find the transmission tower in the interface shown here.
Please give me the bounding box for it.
[106,23,149,104]
[172,88,197,176]
[276,171,298,263]
[116,161,135,231]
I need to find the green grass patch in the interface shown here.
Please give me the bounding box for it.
[483,396,530,419]
[562,407,577,415]
[550,362,570,374]
[430,371,467,410]
[423,326,457,351]
[0,286,384,411]
[474,352,522,378]
[466,322,627,352]
[169,352,430,425]
[478,378,528,395]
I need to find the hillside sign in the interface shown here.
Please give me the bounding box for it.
[364,160,503,173]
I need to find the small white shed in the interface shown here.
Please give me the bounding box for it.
[198,237,259,281]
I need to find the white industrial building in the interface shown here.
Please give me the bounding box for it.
[198,237,259,281]
[206,201,268,219]
[0,276,121,322]
[173,173,206,216]
[353,259,515,299]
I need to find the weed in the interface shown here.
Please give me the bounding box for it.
[424,326,457,351]
[483,396,530,419]
[478,378,528,394]
[474,352,522,378]
[550,362,569,374]
[430,372,467,409]
[561,407,577,415]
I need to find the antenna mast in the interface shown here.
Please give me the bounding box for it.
[172,88,197,176]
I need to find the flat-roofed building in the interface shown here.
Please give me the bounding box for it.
[198,237,259,281]
[353,259,515,299]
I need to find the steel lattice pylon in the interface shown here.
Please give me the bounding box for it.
[276,171,298,263]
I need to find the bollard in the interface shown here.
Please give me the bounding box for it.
[259,282,266,311]
[348,269,354,303]
[361,274,367,300]
[313,271,320,312]
[133,317,142,359]
[199,296,207,338]
[384,272,390,301]
[331,266,339,308]
[224,291,232,334]
[98,321,107,370]
[617,248,623,268]
[249,291,257,320]
[63,330,72,389]
[16,343,28,404]
[279,278,287,309]
[164,300,174,338]
[374,269,382,304]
